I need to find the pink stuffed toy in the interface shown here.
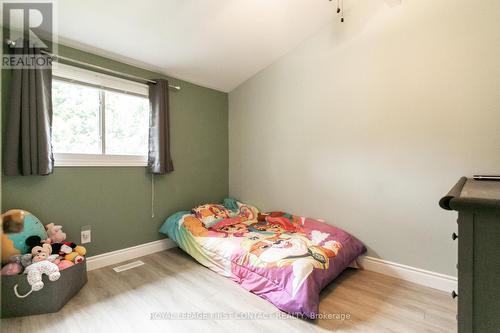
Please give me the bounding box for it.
[43,223,67,244]
[1,262,22,275]
[56,260,74,271]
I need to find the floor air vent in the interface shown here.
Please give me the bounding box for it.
[112,260,145,272]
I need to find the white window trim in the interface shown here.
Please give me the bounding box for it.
[52,64,149,167]
[54,153,148,167]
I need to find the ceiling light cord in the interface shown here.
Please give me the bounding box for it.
[341,0,344,23]
[330,0,345,23]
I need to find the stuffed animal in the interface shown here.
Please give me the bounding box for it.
[2,254,33,275]
[19,254,33,268]
[10,253,33,269]
[1,210,48,264]
[56,259,74,271]
[1,262,23,275]
[65,245,86,264]
[42,223,66,244]
[14,260,60,298]
[52,242,75,257]
[1,210,24,233]
[13,243,61,298]
[31,243,53,263]
[48,254,59,262]
[1,256,23,275]
[43,241,77,260]
[25,236,64,259]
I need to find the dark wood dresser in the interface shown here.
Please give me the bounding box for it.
[440,177,500,333]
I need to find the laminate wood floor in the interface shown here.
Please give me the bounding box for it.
[1,248,457,333]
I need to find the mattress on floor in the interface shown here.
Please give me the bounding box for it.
[159,209,366,318]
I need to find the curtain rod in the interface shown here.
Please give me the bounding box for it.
[5,40,181,91]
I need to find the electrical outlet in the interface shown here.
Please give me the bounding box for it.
[81,226,91,244]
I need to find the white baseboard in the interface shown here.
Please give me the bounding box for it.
[360,256,457,292]
[86,239,177,271]
[86,240,457,293]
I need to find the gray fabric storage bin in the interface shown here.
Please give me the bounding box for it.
[1,260,87,318]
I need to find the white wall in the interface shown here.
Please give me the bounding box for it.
[228,0,500,276]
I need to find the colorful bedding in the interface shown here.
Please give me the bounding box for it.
[159,207,366,318]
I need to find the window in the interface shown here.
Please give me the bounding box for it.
[52,64,149,166]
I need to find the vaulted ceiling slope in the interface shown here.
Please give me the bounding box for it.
[56,0,336,92]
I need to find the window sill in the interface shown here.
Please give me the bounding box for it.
[54,153,147,167]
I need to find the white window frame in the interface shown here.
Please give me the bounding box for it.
[52,64,149,167]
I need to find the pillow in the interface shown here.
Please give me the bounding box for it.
[222,198,239,212]
[236,201,259,221]
[192,204,233,227]
[223,198,260,221]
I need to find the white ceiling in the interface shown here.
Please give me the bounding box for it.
[55,0,337,92]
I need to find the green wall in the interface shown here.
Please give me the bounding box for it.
[2,44,228,256]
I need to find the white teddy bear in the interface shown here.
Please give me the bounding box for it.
[14,244,61,298]
[23,261,60,290]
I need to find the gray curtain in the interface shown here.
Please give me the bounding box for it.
[148,79,173,174]
[4,46,54,176]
